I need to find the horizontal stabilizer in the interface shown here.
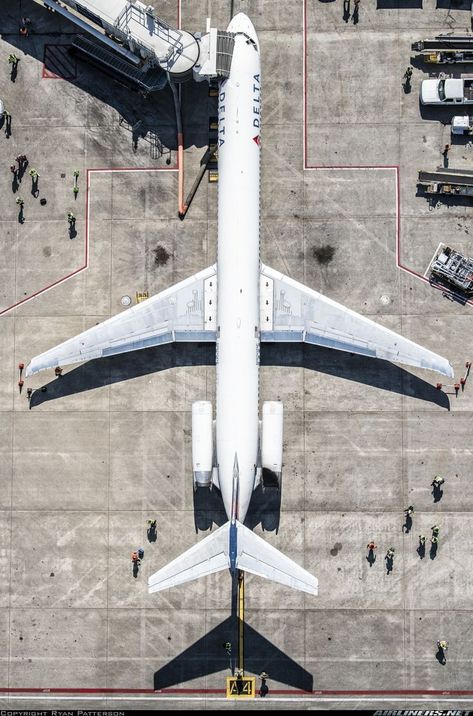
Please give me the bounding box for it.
[148,520,317,596]
[148,521,229,593]
[236,521,317,595]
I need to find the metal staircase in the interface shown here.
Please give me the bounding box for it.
[72,35,167,91]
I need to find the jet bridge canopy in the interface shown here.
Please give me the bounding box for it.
[43,0,201,79]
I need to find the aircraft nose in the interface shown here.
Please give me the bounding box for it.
[227,12,258,45]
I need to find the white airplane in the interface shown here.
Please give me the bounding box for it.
[26,13,453,597]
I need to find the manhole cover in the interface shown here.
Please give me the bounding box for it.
[121,295,132,307]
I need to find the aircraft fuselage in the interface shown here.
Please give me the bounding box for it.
[216,15,261,522]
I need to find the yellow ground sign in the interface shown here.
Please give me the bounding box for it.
[226,675,256,698]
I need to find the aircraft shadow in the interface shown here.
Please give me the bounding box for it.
[153,614,313,692]
[29,341,450,410]
[193,482,282,533]
[3,0,210,151]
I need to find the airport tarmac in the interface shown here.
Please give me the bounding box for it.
[1,0,473,710]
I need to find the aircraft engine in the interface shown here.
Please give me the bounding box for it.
[192,401,213,488]
[261,400,283,488]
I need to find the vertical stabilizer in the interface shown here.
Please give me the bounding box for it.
[229,453,239,573]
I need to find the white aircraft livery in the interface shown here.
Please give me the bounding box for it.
[26,14,453,597]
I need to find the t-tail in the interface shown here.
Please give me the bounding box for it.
[229,453,239,575]
[148,453,318,596]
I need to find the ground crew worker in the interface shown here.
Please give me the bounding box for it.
[405,505,414,516]
[67,211,75,224]
[73,185,79,195]
[419,535,426,545]
[224,642,232,655]
[131,551,139,562]
[147,519,157,528]
[8,54,18,66]
[73,169,80,177]
[432,476,444,487]
[259,671,269,698]
[431,535,439,544]
[438,640,448,651]
[366,541,377,551]
[16,197,24,206]
[54,367,63,377]
[431,525,440,536]
[10,164,16,174]
[404,66,413,81]
[386,548,395,560]
[443,144,450,156]
[29,168,39,178]
[137,547,144,559]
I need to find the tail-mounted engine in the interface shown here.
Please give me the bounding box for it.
[261,400,283,488]
[192,401,213,488]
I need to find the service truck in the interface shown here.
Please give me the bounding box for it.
[420,77,473,105]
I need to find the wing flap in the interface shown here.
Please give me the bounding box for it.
[260,264,453,378]
[26,264,217,376]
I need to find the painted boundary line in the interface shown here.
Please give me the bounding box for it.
[302,0,471,306]
[0,689,473,701]
[0,0,182,319]
[0,165,178,319]
[0,0,469,703]
[42,44,77,79]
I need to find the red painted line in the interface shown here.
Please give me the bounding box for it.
[88,166,177,172]
[0,687,471,696]
[0,165,178,318]
[42,44,77,80]
[0,267,87,317]
[302,0,470,305]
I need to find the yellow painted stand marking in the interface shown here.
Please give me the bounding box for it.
[226,676,255,699]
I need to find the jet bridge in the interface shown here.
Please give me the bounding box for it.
[35,0,234,86]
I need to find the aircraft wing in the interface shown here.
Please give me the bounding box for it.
[26,264,217,376]
[259,263,453,378]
